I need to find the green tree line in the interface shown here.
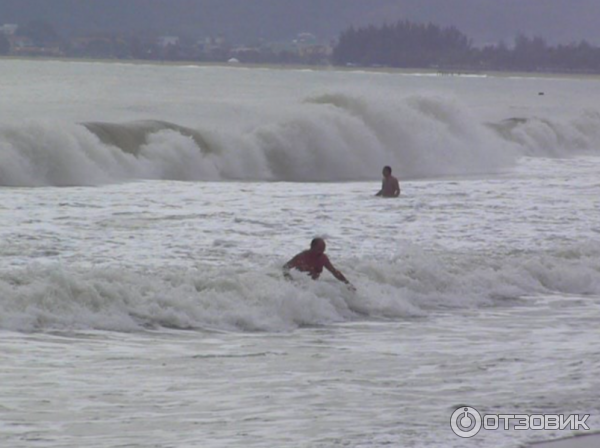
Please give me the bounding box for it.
[333,20,600,73]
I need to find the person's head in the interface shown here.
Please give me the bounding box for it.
[382,166,392,178]
[310,237,326,255]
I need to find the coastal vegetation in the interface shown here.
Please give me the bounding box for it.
[3,18,600,74]
[333,21,600,73]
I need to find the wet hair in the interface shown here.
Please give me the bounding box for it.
[311,237,324,249]
[383,166,392,174]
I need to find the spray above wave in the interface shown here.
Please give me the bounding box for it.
[1,242,598,333]
[488,111,600,157]
[303,93,516,179]
[0,120,222,186]
[1,94,599,187]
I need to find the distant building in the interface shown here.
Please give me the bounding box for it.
[0,24,18,35]
[8,35,34,49]
[70,36,112,50]
[8,34,63,57]
[215,35,227,47]
[298,44,333,58]
[157,36,179,48]
[230,46,261,62]
[296,32,317,45]
[203,35,230,51]
[202,35,231,61]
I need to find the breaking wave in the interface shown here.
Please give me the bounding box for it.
[489,110,600,156]
[1,94,600,187]
[1,242,598,332]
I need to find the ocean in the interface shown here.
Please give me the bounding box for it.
[0,59,599,448]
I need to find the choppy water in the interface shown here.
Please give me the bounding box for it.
[1,60,599,447]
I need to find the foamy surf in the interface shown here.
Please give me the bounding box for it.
[2,93,599,187]
[1,60,600,448]
[1,241,598,333]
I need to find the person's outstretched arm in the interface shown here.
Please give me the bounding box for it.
[283,254,300,280]
[323,257,355,289]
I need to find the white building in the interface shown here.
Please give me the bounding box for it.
[157,36,179,48]
[0,24,18,35]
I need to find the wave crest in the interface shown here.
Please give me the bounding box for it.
[2,242,598,332]
[1,94,599,186]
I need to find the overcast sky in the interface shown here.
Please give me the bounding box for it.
[1,0,599,45]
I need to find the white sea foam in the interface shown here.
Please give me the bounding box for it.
[493,111,600,157]
[3,93,599,187]
[1,61,600,448]
[1,241,598,332]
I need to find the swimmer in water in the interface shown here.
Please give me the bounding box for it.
[375,166,400,197]
[283,238,355,289]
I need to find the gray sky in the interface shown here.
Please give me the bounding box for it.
[1,0,599,45]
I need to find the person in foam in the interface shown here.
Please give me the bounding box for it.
[283,238,355,289]
[375,166,401,197]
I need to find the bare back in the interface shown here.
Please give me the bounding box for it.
[379,175,400,197]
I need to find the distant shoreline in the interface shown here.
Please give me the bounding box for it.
[2,55,600,81]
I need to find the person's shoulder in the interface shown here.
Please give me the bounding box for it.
[296,250,312,259]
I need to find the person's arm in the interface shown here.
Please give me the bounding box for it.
[375,180,384,196]
[323,257,355,289]
[282,257,294,280]
[393,178,401,197]
[283,254,300,280]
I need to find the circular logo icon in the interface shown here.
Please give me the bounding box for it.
[450,406,482,438]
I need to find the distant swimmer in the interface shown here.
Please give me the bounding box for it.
[283,238,355,289]
[375,166,401,197]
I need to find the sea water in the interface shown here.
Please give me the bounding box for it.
[0,59,599,448]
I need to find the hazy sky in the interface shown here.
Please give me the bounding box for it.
[1,0,599,45]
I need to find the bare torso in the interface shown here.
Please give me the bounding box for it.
[380,175,400,197]
[286,250,329,279]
